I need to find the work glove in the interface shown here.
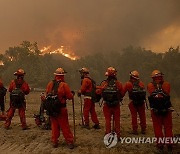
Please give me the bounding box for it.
[71,91,75,96]
[77,90,81,97]
[40,92,46,101]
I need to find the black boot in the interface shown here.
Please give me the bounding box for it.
[93,124,100,129]
[82,124,90,129]
[68,143,74,149]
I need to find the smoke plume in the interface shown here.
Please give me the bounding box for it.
[0,0,179,55]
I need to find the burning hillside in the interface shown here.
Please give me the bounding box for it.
[40,46,79,61]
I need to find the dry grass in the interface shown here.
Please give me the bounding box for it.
[0,92,179,154]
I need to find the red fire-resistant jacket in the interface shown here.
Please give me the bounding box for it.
[46,80,73,104]
[147,81,170,95]
[9,79,30,95]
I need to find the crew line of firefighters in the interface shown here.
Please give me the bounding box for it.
[0,67,174,152]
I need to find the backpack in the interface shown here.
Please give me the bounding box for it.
[83,77,101,103]
[10,80,25,108]
[44,80,62,117]
[148,82,172,115]
[129,81,146,106]
[102,79,121,107]
[0,86,7,97]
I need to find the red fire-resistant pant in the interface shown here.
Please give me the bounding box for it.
[83,98,99,125]
[50,108,74,144]
[128,101,146,132]
[151,110,173,146]
[103,103,120,138]
[5,106,27,128]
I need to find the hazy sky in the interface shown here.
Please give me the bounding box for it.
[0,0,179,56]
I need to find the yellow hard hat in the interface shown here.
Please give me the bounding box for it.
[130,70,139,80]
[79,67,89,74]
[151,70,164,78]
[14,69,26,76]
[54,68,67,76]
[105,67,117,76]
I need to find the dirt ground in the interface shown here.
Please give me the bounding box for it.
[0,92,179,154]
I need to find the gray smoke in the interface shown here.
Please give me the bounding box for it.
[0,0,179,55]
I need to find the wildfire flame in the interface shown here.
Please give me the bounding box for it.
[40,46,79,60]
[40,46,51,52]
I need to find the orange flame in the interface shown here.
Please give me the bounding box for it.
[40,46,79,60]
[40,46,51,53]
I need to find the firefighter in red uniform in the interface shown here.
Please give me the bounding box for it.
[124,71,146,134]
[78,67,100,129]
[0,79,7,117]
[97,67,124,139]
[4,69,30,130]
[147,70,173,152]
[46,68,74,149]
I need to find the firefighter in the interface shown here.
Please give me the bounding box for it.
[4,69,30,130]
[147,70,173,152]
[33,92,51,130]
[124,70,146,134]
[77,67,100,129]
[46,68,74,149]
[0,79,7,117]
[97,67,124,139]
